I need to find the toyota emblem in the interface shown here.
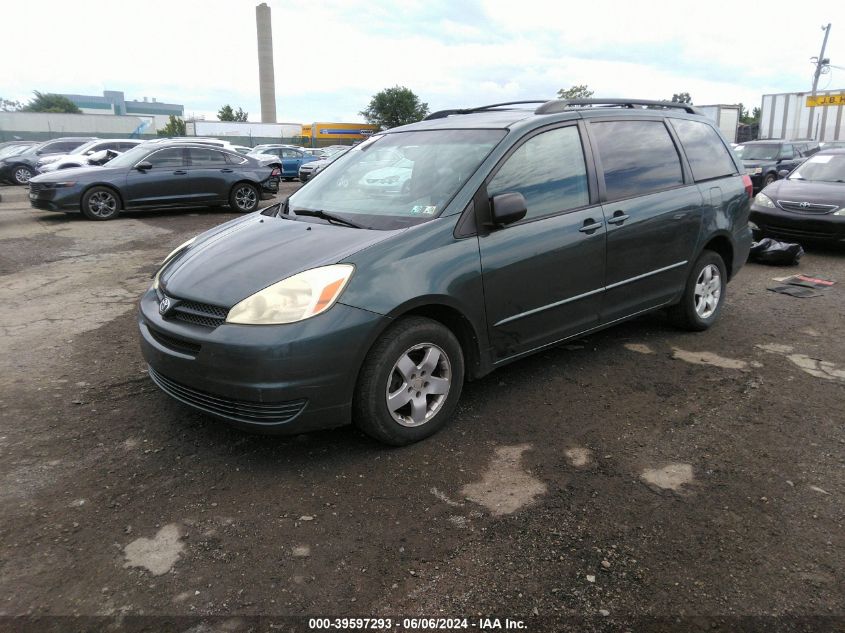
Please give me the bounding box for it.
[799,202,810,208]
[159,297,171,315]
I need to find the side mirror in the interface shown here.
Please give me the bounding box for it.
[778,169,790,178]
[490,192,527,226]
[135,161,153,171]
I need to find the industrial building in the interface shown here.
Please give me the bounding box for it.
[58,90,184,131]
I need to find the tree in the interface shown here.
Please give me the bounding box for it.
[0,97,23,112]
[360,86,429,131]
[557,84,594,100]
[22,91,81,113]
[670,92,693,104]
[157,115,186,137]
[218,104,248,122]
[738,103,761,125]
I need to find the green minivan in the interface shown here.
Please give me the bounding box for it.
[139,98,752,445]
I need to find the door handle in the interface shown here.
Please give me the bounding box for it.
[579,219,604,233]
[606,212,629,225]
[220,168,233,173]
[173,170,187,175]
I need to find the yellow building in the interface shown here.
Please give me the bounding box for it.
[303,122,378,146]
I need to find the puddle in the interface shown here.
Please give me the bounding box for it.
[672,348,748,370]
[641,463,694,491]
[757,344,845,382]
[565,447,592,467]
[123,524,184,576]
[462,444,547,516]
[624,343,654,355]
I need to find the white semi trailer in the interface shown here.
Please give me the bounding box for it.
[759,89,845,141]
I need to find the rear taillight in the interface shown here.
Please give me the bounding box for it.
[271,167,281,177]
[742,174,753,199]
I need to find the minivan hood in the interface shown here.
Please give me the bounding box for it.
[763,179,845,207]
[161,213,402,306]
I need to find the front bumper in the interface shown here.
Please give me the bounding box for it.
[138,288,388,434]
[28,184,83,212]
[750,206,845,242]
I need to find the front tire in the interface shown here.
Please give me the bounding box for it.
[229,182,259,213]
[81,186,120,220]
[13,165,33,185]
[763,173,777,187]
[668,250,727,331]
[353,317,464,446]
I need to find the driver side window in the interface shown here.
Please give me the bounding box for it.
[779,145,794,160]
[487,126,589,221]
[146,148,185,168]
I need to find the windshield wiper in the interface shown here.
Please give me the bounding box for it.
[292,208,367,229]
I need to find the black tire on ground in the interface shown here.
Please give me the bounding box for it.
[668,250,727,331]
[229,182,259,213]
[763,173,777,187]
[12,165,33,185]
[353,316,465,446]
[80,186,121,220]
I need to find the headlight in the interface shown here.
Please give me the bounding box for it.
[226,264,354,325]
[834,208,845,216]
[753,193,775,208]
[152,237,196,289]
[52,181,77,188]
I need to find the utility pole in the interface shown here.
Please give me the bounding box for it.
[807,23,831,139]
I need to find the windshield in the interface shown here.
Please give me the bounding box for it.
[288,129,506,230]
[790,153,845,183]
[737,144,780,161]
[103,144,155,168]
[68,140,101,155]
[0,144,32,158]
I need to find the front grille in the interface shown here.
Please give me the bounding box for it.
[762,224,839,241]
[777,200,838,214]
[147,366,308,425]
[148,326,201,355]
[172,300,228,328]
[28,182,45,194]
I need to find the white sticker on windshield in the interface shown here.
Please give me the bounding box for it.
[811,155,833,163]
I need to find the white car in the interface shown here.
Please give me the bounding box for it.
[36,139,143,173]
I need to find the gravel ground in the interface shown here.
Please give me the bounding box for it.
[0,182,843,632]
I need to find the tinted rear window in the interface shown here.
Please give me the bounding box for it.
[591,121,683,200]
[670,118,737,182]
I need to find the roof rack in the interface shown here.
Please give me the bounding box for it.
[535,98,700,115]
[424,100,548,120]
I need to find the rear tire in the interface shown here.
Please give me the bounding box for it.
[229,182,259,213]
[81,186,120,220]
[668,250,727,331]
[353,317,464,446]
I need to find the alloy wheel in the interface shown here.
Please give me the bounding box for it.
[385,343,452,427]
[234,186,257,211]
[694,264,721,319]
[87,191,117,218]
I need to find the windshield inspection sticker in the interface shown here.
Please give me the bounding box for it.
[410,205,437,215]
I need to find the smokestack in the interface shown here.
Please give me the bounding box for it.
[255,2,277,123]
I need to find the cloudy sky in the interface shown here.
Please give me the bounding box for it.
[2,0,844,124]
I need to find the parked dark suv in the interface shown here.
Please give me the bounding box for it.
[139,98,752,445]
[735,139,820,191]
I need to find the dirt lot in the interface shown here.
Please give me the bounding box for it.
[0,182,843,632]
